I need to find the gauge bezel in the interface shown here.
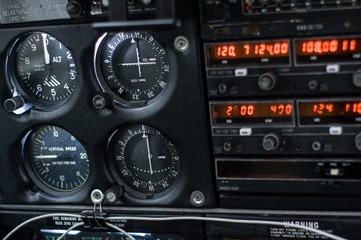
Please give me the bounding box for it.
[6,31,78,112]
[94,32,171,108]
[107,124,181,201]
[22,125,91,196]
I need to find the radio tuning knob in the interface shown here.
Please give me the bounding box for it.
[352,69,361,87]
[263,132,282,151]
[105,185,124,203]
[355,133,361,151]
[140,0,152,5]
[223,140,234,152]
[258,72,278,91]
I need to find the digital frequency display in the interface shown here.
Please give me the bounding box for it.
[295,37,361,64]
[298,100,361,125]
[207,40,290,66]
[212,102,294,125]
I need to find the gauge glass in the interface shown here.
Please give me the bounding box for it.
[109,124,180,197]
[96,32,170,106]
[25,125,89,193]
[12,32,77,107]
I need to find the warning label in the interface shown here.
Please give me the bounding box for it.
[0,0,69,24]
[269,221,334,239]
[51,216,128,228]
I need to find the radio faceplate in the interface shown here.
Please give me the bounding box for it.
[205,35,361,98]
[209,98,361,198]
[216,158,361,195]
[201,0,361,202]
[210,99,361,155]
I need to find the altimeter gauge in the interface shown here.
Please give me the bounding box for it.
[108,124,180,199]
[94,32,170,107]
[5,32,77,113]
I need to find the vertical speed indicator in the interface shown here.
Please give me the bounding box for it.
[23,125,90,194]
[95,32,170,106]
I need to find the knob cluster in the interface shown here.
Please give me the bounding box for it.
[263,132,282,151]
[258,72,278,91]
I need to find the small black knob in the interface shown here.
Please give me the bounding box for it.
[66,0,85,18]
[263,132,281,151]
[353,69,361,87]
[93,93,112,110]
[105,185,124,203]
[223,141,234,152]
[312,141,323,151]
[258,72,278,91]
[355,133,361,151]
[4,96,25,112]
[218,83,228,94]
[140,0,152,5]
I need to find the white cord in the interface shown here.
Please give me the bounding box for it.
[43,220,136,240]
[106,216,348,240]
[106,222,136,240]
[56,222,84,240]
[2,213,81,240]
[2,213,348,240]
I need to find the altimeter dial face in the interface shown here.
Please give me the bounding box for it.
[13,32,77,106]
[109,124,180,197]
[98,32,170,106]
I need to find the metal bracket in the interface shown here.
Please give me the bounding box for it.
[81,210,108,230]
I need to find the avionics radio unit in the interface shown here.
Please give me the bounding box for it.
[210,99,361,156]
[211,99,361,196]
[215,158,361,195]
[205,36,361,98]
[200,0,361,40]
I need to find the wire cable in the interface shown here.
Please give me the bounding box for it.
[106,216,347,240]
[2,212,348,240]
[106,222,136,240]
[56,222,84,240]
[2,213,81,240]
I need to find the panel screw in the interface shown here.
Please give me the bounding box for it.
[91,189,105,204]
[190,190,205,207]
[174,36,189,53]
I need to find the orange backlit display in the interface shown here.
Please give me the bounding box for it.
[207,40,291,66]
[295,37,361,64]
[298,100,361,125]
[297,39,357,55]
[213,42,289,59]
[212,102,294,125]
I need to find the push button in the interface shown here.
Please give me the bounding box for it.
[240,128,252,136]
[326,64,340,73]
[329,126,343,135]
[235,68,248,77]
[325,168,344,176]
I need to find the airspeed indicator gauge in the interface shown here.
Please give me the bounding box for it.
[109,124,180,199]
[95,32,170,107]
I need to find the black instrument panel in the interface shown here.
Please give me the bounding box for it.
[0,0,361,239]
[0,19,214,207]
